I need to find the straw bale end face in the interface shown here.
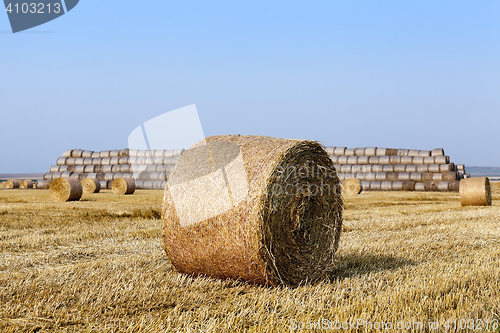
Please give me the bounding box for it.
[49,177,82,202]
[112,177,136,195]
[6,179,20,189]
[342,178,362,195]
[81,178,101,193]
[460,177,492,206]
[162,135,343,287]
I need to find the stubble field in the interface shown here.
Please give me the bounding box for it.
[0,183,499,332]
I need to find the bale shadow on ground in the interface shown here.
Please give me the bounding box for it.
[329,253,416,281]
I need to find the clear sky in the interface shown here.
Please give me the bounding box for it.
[1,1,499,173]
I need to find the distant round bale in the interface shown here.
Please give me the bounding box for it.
[390,156,401,165]
[431,148,445,156]
[99,180,108,190]
[56,157,67,166]
[408,149,420,157]
[109,150,120,157]
[119,149,130,157]
[81,178,101,193]
[442,171,458,181]
[405,165,417,173]
[82,150,93,158]
[62,150,73,158]
[360,181,371,191]
[71,149,83,158]
[378,156,390,165]
[330,155,339,164]
[417,165,429,173]
[364,147,377,156]
[91,152,101,158]
[370,181,382,191]
[344,148,355,156]
[428,164,441,173]
[400,156,413,165]
[383,165,394,172]
[112,177,136,195]
[415,182,425,191]
[20,180,33,189]
[381,181,393,191]
[460,177,492,206]
[342,178,362,195]
[435,156,450,164]
[394,164,406,172]
[424,181,440,191]
[6,179,20,189]
[424,156,435,164]
[368,156,380,164]
[334,147,346,155]
[387,172,399,181]
[412,157,424,165]
[354,148,365,156]
[36,179,51,189]
[100,151,111,158]
[49,177,82,202]
[418,150,431,157]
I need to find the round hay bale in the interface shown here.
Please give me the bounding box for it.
[82,150,93,158]
[129,149,139,157]
[99,180,108,190]
[342,178,362,195]
[428,164,441,173]
[394,164,406,172]
[83,158,93,165]
[423,156,435,164]
[442,171,458,181]
[122,173,134,179]
[386,148,398,155]
[111,165,121,173]
[77,174,86,180]
[360,181,371,191]
[378,156,390,165]
[43,173,52,180]
[330,155,339,164]
[74,165,85,174]
[107,181,114,190]
[432,173,443,181]
[110,157,120,165]
[153,180,165,190]
[375,172,387,181]
[75,158,85,165]
[100,151,111,158]
[456,164,465,171]
[62,150,73,158]
[91,152,101,158]
[402,181,416,191]
[156,165,168,173]
[149,172,161,180]
[145,165,156,172]
[86,173,98,179]
[119,157,129,165]
[366,172,377,181]
[154,157,164,165]
[112,177,135,195]
[340,165,352,173]
[135,180,144,189]
[166,164,176,173]
[412,156,424,165]
[49,165,60,173]
[81,178,101,193]
[71,149,83,158]
[173,148,185,156]
[36,179,51,190]
[65,158,75,166]
[49,177,82,202]
[136,150,146,157]
[387,172,399,181]
[84,165,96,173]
[422,173,434,182]
[390,156,401,165]
[375,148,387,156]
[114,172,124,179]
[153,150,164,158]
[104,173,115,181]
[101,165,113,174]
[408,149,419,157]
[0,181,6,188]
[109,150,120,158]
[372,165,384,173]
[438,181,450,192]
[163,150,174,158]
[119,149,130,157]
[142,180,153,189]
[128,156,138,165]
[417,165,429,173]
[392,181,404,191]
[337,156,348,164]
[397,149,409,156]
[361,165,372,173]
[6,179,20,189]
[449,180,460,192]
[92,158,102,165]
[344,148,355,156]
[400,156,413,165]
[370,181,382,191]
[120,165,132,173]
[163,135,342,287]
[324,147,334,155]
[351,165,362,173]
[162,156,173,165]
[419,150,431,157]
[460,177,492,206]
[424,181,439,191]
[431,148,445,156]
[334,147,346,155]
[435,156,450,164]
[20,180,33,189]
[398,172,411,181]
[381,181,392,191]
[60,171,73,178]
[368,156,380,164]
[410,172,423,182]
[415,182,425,191]
[364,147,377,156]
[405,165,417,173]
[357,156,370,165]
[144,157,154,165]
[101,157,111,166]
[382,165,394,172]
[345,173,356,179]
[440,163,454,172]
[56,157,67,166]
[355,172,366,180]
[354,148,365,156]
[96,173,106,181]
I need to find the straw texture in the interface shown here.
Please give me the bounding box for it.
[20,180,33,189]
[6,179,20,189]
[81,178,101,193]
[112,177,136,195]
[342,178,361,195]
[49,177,82,202]
[162,135,343,287]
[460,177,492,206]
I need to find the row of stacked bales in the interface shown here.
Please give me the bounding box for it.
[325,147,469,192]
[41,148,184,190]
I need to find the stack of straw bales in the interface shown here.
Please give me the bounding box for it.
[325,147,468,192]
[43,148,184,190]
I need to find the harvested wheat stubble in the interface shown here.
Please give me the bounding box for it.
[81,178,101,193]
[49,177,82,202]
[342,178,361,195]
[163,135,342,287]
[6,179,20,189]
[20,180,33,189]
[112,177,135,195]
[460,177,492,206]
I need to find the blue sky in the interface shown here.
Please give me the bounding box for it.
[1,1,499,173]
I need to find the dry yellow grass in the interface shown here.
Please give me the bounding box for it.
[0,184,499,332]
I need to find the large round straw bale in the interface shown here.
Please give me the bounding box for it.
[77,174,86,180]
[370,181,382,191]
[435,156,450,164]
[415,182,425,191]
[456,164,465,171]
[397,149,409,156]
[82,150,93,158]
[36,179,51,189]
[111,165,121,173]
[372,165,384,173]
[449,181,460,192]
[340,165,352,173]
[92,158,102,165]
[6,179,20,189]
[119,157,129,165]
[119,149,130,157]
[428,164,441,173]
[390,156,401,164]
[99,180,108,189]
[400,156,413,165]
[368,156,380,164]
[383,165,394,172]
[109,150,120,157]
[334,147,346,155]
[392,181,415,191]
[431,148,445,156]
[440,163,454,172]
[120,165,132,173]
[361,165,372,173]
[163,135,343,287]
[387,173,399,181]
[392,181,403,191]
[81,178,101,193]
[110,157,119,165]
[375,172,387,181]
[62,150,72,158]
[365,172,377,181]
[104,173,115,181]
[379,156,390,165]
[71,149,83,158]
[422,173,434,182]
[43,173,52,180]
[49,177,82,202]
[56,157,67,166]
[405,165,417,172]
[0,181,5,188]
[354,148,365,156]
[375,148,387,156]
[417,165,429,173]
[153,150,164,158]
[338,156,348,164]
[357,156,369,165]
[50,165,59,173]
[438,181,451,192]
[412,157,424,165]
[65,158,75,166]
[423,181,439,191]
[364,147,377,156]
[112,177,135,195]
[101,157,111,166]
[86,173,98,179]
[96,173,106,181]
[408,149,419,157]
[100,151,111,158]
[101,165,112,174]
[83,158,92,165]
[423,156,435,164]
[20,180,33,189]
[381,181,392,191]
[344,148,355,156]
[394,164,406,172]
[91,152,101,158]
[432,173,443,181]
[84,165,95,173]
[342,178,362,195]
[355,172,366,180]
[386,148,398,155]
[61,171,73,178]
[75,158,85,165]
[347,156,358,165]
[351,165,362,173]
[398,172,411,181]
[419,150,431,157]
[330,155,339,164]
[410,172,423,182]
[324,147,334,155]
[173,148,185,156]
[72,166,84,174]
[442,171,458,181]
[360,181,370,191]
[460,177,492,206]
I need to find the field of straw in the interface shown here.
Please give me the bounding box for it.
[1,183,499,332]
